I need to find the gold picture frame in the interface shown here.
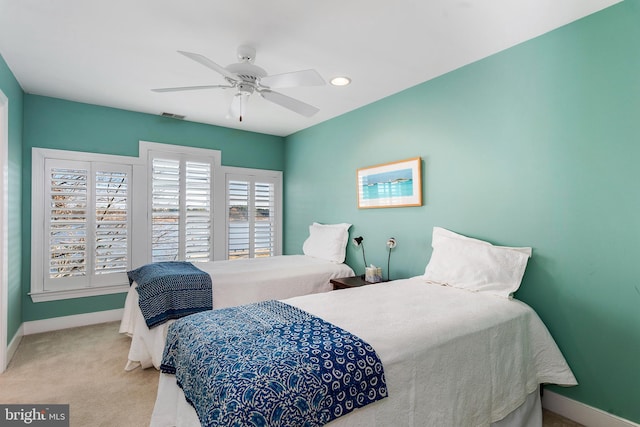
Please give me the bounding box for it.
[357,157,422,208]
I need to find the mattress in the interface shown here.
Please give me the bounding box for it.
[151,276,576,426]
[119,255,354,370]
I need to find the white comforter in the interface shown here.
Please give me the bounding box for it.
[151,276,577,427]
[119,255,354,370]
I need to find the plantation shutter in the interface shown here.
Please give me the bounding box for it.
[254,181,276,257]
[226,176,277,259]
[151,158,180,261]
[227,179,250,259]
[44,159,131,291]
[185,161,211,261]
[151,155,213,262]
[46,160,89,288]
[94,167,130,282]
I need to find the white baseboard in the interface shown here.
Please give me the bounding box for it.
[4,324,23,370]
[22,308,124,335]
[543,390,639,427]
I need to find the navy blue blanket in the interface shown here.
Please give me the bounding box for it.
[161,300,387,427]
[127,262,212,328]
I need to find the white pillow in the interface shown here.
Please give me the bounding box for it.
[432,226,532,256]
[423,227,532,298]
[302,222,352,263]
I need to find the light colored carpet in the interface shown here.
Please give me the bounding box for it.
[0,322,158,427]
[0,321,582,427]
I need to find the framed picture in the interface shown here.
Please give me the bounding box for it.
[357,157,422,209]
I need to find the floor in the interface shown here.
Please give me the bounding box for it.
[543,409,584,426]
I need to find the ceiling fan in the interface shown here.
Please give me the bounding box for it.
[152,46,325,122]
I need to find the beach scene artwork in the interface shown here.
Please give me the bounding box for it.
[357,157,422,208]
[361,168,413,200]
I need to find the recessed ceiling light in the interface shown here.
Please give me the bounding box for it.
[330,76,351,86]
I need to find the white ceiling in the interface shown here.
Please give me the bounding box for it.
[0,0,620,137]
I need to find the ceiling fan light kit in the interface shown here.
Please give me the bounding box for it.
[152,45,325,122]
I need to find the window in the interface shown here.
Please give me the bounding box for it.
[144,143,281,263]
[226,171,281,259]
[31,150,133,301]
[149,155,213,263]
[31,143,282,302]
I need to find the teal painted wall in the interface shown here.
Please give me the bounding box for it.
[284,1,640,423]
[22,95,285,321]
[0,54,23,345]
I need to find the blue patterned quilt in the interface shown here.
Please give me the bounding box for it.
[161,300,388,427]
[127,261,212,328]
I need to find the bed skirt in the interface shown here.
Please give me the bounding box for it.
[150,373,542,427]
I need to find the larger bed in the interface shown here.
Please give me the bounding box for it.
[119,255,354,370]
[151,277,576,427]
[149,227,578,427]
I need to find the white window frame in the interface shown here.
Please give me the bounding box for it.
[30,142,282,302]
[138,141,222,262]
[30,148,140,302]
[223,166,283,259]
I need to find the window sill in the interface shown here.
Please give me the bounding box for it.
[30,283,130,303]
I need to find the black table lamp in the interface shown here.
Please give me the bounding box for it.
[352,236,367,276]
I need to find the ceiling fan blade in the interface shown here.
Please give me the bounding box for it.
[260,90,319,117]
[260,69,325,89]
[177,51,239,81]
[151,84,232,93]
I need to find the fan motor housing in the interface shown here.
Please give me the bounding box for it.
[226,63,267,83]
[237,83,255,95]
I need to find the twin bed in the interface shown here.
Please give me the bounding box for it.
[120,222,355,370]
[119,255,354,370]
[124,225,577,426]
[151,277,576,426]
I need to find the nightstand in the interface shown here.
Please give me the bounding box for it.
[330,276,375,290]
